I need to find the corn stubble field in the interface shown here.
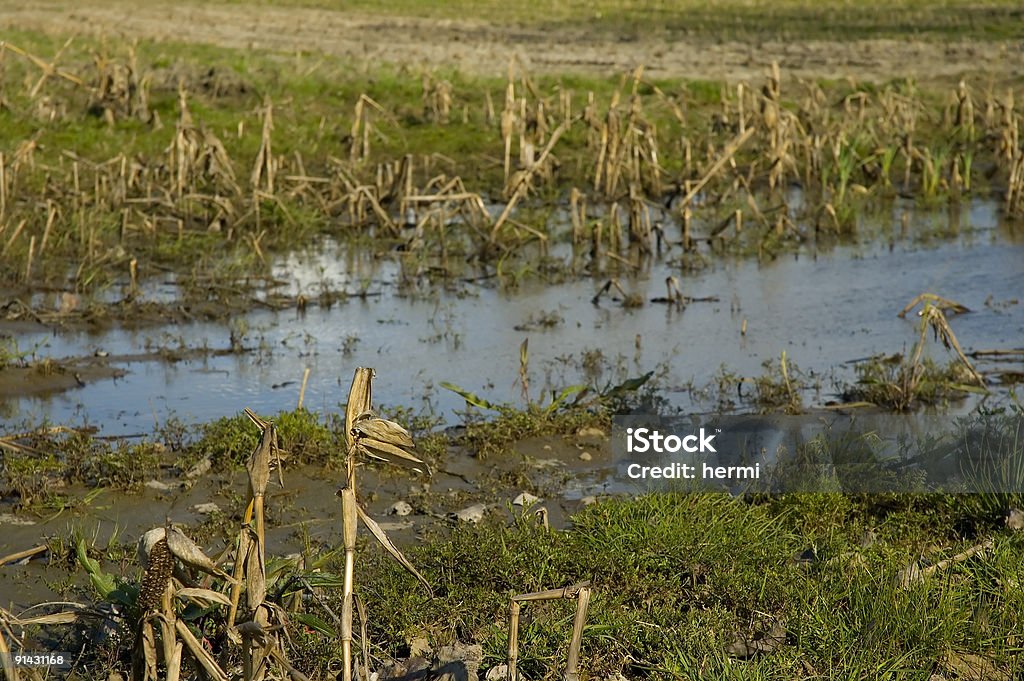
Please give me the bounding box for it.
[1,1,1024,679]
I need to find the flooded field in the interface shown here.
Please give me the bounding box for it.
[4,200,1022,434]
[2,2,1024,679]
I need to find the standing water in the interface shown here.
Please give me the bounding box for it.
[2,201,1022,434]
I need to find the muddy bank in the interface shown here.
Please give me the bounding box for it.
[1,287,312,332]
[0,427,610,608]
[0,345,258,402]
[0,361,125,400]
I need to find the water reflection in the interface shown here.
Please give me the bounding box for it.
[4,201,1022,434]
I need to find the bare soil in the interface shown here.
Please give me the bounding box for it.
[0,360,125,400]
[1,0,1020,85]
[0,432,608,607]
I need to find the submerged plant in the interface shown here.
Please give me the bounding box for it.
[846,293,987,410]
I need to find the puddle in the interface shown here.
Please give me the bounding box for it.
[1,201,1022,435]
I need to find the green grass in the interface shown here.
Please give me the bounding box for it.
[312,491,1024,680]
[5,403,1024,678]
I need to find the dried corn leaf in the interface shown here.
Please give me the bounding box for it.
[351,411,415,448]
[176,588,233,607]
[166,527,237,584]
[158,614,178,681]
[5,612,80,626]
[355,503,432,596]
[898,293,970,318]
[245,414,274,497]
[243,407,269,431]
[0,626,19,681]
[131,620,159,681]
[357,437,429,474]
[344,368,375,450]
[245,530,267,610]
[166,640,183,681]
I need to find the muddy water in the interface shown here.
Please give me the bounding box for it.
[4,201,1023,434]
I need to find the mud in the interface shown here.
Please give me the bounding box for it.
[0,1,1019,86]
[1,289,303,332]
[0,346,249,403]
[0,429,610,608]
[0,361,125,400]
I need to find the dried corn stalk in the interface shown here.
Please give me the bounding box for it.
[507,582,592,681]
[338,368,432,681]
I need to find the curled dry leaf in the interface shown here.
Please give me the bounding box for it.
[351,410,415,448]
[357,437,430,474]
[351,410,430,474]
[4,612,80,626]
[165,526,237,584]
[175,588,232,607]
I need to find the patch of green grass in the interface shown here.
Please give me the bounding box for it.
[846,355,982,411]
[1,447,67,506]
[182,403,605,472]
[0,429,166,505]
[324,490,1024,680]
[460,407,610,459]
[187,407,343,468]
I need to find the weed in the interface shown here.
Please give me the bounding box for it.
[847,355,979,410]
[844,294,987,410]
[715,354,808,414]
